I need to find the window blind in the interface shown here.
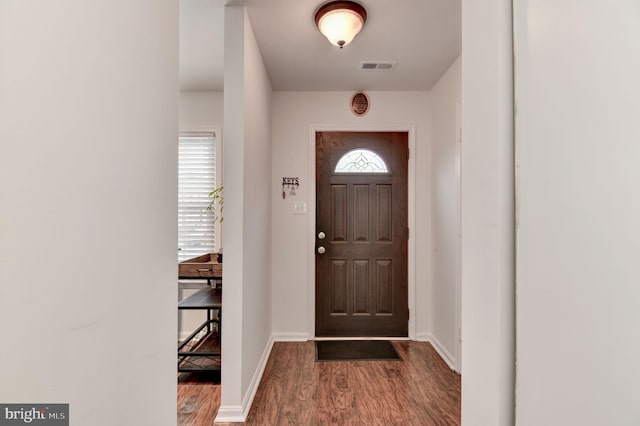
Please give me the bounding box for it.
[178,132,216,262]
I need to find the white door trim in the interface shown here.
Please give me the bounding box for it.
[307,125,417,339]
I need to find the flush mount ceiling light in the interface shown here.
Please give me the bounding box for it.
[315,1,367,49]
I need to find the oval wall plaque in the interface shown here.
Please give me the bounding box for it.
[350,91,370,117]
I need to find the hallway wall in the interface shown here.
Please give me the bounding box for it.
[515,1,640,424]
[0,1,178,424]
[461,0,515,423]
[270,91,432,340]
[430,57,462,368]
[219,6,273,422]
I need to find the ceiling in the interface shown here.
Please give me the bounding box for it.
[179,0,461,92]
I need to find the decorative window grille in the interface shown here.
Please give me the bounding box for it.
[178,132,216,262]
[334,148,389,173]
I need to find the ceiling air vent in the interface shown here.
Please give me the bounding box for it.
[359,61,396,71]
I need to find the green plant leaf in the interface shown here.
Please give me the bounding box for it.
[207,185,224,224]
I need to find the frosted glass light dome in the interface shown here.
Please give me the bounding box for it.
[315,1,367,48]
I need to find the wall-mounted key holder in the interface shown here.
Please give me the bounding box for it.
[282,177,300,199]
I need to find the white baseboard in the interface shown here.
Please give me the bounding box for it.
[272,332,310,342]
[214,334,274,424]
[414,332,430,342]
[240,335,274,418]
[415,332,457,371]
[214,406,244,423]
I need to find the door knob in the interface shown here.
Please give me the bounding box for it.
[318,231,326,240]
[317,246,326,254]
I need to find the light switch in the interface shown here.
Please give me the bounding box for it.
[293,201,307,215]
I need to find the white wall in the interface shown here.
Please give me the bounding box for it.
[0,1,178,425]
[179,91,223,131]
[515,2,640,425]
[178,91,224,339]
[270,91,431,340]
[219,6,273,422]
[240,5,273,410]
[461,0,515,424]
[430,57,462,369]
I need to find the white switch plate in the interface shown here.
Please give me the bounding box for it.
[293,201,307,215]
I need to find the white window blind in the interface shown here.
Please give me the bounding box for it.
[178,132,216,262]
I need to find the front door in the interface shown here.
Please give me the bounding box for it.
[315,131,408,337]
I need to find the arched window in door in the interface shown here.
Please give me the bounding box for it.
[334,148,389,173]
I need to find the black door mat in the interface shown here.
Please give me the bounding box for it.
[316,340,401,362]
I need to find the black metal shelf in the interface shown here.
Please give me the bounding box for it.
[178,286,221,309]
[178,287,222,373]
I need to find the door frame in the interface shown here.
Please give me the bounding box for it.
[307,125,417,339]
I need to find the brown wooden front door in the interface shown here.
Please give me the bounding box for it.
[315,131,408,337]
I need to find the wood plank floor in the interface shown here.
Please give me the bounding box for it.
[178,341,461,425]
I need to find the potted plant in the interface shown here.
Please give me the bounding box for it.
[208,185,224,262]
